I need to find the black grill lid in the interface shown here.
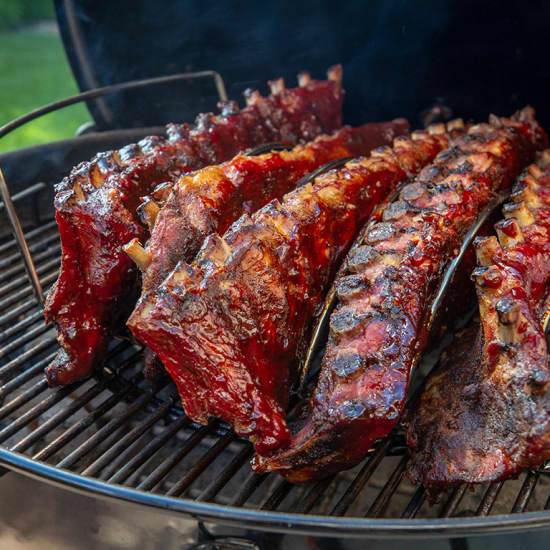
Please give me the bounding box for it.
[55,0,550,131]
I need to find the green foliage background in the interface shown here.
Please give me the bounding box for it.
[0,2,90,152]
[0,0,54,30]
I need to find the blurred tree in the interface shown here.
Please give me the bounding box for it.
[0,0,54,30]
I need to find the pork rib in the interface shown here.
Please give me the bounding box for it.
[128,121,459,455]
[407,150,550,490]
[44,67,344,386]
[256,108,547,482]
[129,120,410,381]
[133,120,409,301]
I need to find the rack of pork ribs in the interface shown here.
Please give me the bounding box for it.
[45,67,352,386]
[48,78,550,486]
[407,148,550,494]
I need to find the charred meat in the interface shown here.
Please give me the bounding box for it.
[44,67,344,386]
[407,150,550,490]
[257,108,546,482]
[128,120,410,381]
[128,121,458,455]
[132,120,409,302]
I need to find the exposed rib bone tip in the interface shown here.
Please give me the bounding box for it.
[427,122,446,135]
[496,298,519,323]
[488,113,503,127]
[89,166,104,189]
[411,130,427,141]
[511,187,541,210]
[516,105,535,123]
[537,149,550,170]
[327,64,343,87]
[73,182,85,201]
[123,238,152,271]
[474,236,500,267]
[371,145,392,157]
[243,89,262,105]
[152,181,173,202]
[297,71,311,87]
[527,164,543,179]
[502,201,535,227]
[138,198,161,228]
[472,266,502,289]
[268,77,285,94]
[495,218,524,247]
[523,173,542,191]
[495,298,522,344]
[447,118,464,131]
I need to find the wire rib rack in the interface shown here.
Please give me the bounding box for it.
[1,74,550,539]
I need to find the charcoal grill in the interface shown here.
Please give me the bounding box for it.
[2,73,550,549]
[3,2,550,546]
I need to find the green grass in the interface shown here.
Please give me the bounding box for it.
[0,27,91,153]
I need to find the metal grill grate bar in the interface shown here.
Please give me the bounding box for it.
[476,482,504,516]
[10,381,106,453]
[106,412,189,485]
[135,422,215,490]
[82,397,175,477]
[0,323,53,359]
[366,455,408,517]
[260,478,293,511]
[0,244,60,284]
[198,444,253,503]
[0,365,48,405]
[231,472,267,507]
[0,377,49,420]
[331,438,391,516]
[56,387,153,469]
[0,309,44,344]
[0,182,46,212]
[0,270,57,312]
[0,383,80,444]
[401,486,426,518]
[0,337,56,377]
[441,484,468,517]
[512,473,539,513]
[0,258,60,299]
[0,297,40,327]
[296,476,335,514]
[166,432,235,497]
[33,382,136,462]
[0,232,58,269]
[0,220,57,255]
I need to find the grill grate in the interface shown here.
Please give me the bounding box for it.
[1,76,550,538]
[1,180,550,533]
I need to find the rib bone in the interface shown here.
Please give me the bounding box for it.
[495,218,524,247]
[474,236,501,267]
[124,239,152,271]
[502,201,535,226]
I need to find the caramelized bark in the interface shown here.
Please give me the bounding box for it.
[135,120,409,381]
[140,121,409,296]
[257,108,546,482]
[407,151,550,490]
[44,68,344,386]
[128,124,454,455]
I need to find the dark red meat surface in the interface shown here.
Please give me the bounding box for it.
[44,68,344,386]
[128,122,454,455]
[407,150,550,490]
[140,120,409,297]
[257,108,547,482]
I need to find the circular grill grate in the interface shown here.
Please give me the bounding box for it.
[0,213,550,538]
